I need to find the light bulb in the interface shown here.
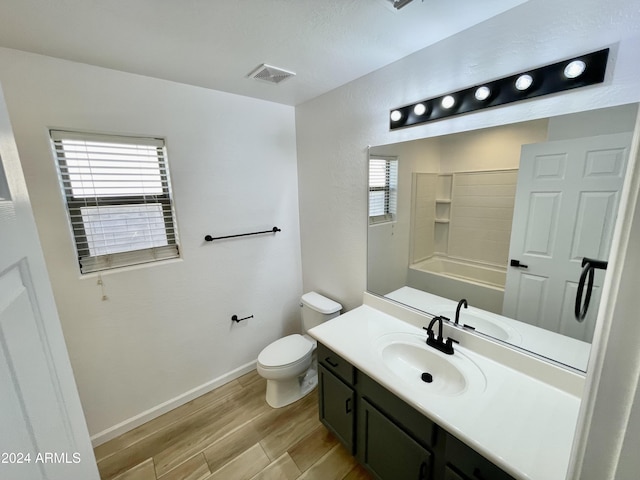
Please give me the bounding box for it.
[515,74,533,91]
[441,95,455,109]
[390,110,402,122]
[413,103,427,115]
[474,86,491,101]
[564,60,586,79]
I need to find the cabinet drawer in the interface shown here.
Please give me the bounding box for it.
[445,434,515,480]
[318,343,356,385]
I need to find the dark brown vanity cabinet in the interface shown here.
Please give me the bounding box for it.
[317,342,516,480]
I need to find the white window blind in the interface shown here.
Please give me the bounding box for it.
[51,130,180,274]
[369,157,398,224]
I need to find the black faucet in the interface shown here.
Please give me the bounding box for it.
[455,298,468,325]
[423,316,456,355]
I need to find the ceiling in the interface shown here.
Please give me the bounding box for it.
[0,0,527,106]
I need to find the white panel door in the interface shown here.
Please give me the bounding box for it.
[503,133,632,342]
[0,87,99,479]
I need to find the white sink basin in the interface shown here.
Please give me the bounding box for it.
[435,308,522,343]
[374,332,486,396]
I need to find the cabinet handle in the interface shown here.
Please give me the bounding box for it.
[418,461,428,480]
[325,357,339,368]
[472,467,486,480]
[345,398,352,414]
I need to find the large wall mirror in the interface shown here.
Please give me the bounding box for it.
[368,103,638,372]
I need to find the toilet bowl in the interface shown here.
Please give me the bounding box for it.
[257,334,316,408]
[257,292,341,408]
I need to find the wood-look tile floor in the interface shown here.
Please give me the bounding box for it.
[94,370,373,480]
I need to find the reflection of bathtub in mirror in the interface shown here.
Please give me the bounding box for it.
[407,256,505,314]
[385,286,590,371]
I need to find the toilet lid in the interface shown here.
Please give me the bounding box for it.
[258,334,313,368]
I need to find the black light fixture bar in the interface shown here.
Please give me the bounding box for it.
[389,48,609,130]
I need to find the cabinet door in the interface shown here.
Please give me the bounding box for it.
[445,434,515,480]
[359,373,437,449]
[444,465,468,480]
[360,399,432,480]
[318,364,355,453]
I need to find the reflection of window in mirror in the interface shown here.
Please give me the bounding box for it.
[369,156,397,224]
[0,154,11,201]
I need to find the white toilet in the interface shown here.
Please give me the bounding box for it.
[257,292,342,408]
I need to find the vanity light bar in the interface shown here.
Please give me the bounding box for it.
[389,48,609,130]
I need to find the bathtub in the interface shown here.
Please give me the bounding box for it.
[406,256,506,314]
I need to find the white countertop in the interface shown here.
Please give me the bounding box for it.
[308,303,581,480]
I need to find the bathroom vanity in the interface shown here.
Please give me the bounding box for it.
[308,293,583,480]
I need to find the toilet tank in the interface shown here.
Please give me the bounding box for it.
[301,292,342,332]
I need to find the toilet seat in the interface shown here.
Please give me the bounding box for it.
[257,334,313,369]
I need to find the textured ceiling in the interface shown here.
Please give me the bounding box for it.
[0,0,526,105]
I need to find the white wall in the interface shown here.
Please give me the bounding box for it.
[438,120,548,173]
[0,48,302,442]
[295,0,640,312]
[547,104,639,141]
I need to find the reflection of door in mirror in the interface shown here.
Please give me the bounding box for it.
[503,133,632,343]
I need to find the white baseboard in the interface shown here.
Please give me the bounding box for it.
[90,360,258,447]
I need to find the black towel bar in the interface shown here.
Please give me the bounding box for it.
[575,257,608,321]
[204,226,281,242]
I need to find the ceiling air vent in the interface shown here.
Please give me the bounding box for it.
[248,64,296,84]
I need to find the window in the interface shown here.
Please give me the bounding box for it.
[369,156,398,224]
[51,130,180,274]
